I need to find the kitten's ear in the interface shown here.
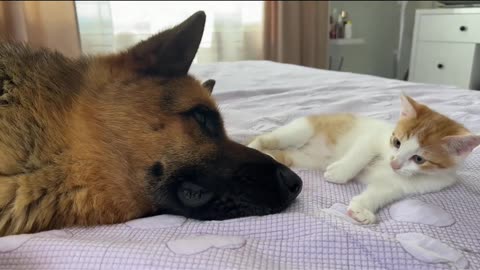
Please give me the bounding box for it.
[442,134,480,158]
[202,79,215,94]
[400,94,419,119]
[124,11,205,77]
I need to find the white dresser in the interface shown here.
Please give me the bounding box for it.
[409,8,480,90]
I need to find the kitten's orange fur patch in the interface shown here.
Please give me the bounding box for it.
[307,113,355,145]
[394,96,469,170]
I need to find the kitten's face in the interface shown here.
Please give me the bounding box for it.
[389,95,480,177]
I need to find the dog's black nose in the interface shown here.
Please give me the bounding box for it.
[276,166,302,198]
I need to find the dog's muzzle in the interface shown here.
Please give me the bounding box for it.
[177,181,214,207]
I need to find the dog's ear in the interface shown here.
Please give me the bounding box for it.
[125,11,205,77]
[202,79,215,94]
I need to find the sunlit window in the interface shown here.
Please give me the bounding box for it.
[75,1,264,63]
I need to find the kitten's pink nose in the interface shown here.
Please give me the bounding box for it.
[390,161,401,170]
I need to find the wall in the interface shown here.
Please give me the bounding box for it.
[329,1,435,79]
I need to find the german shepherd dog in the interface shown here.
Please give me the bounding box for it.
[0,11,302,236]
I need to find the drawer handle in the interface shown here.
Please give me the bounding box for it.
[460,26,468,32]
[437,63,444,69]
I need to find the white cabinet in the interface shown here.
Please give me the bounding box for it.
[409,8,480,89]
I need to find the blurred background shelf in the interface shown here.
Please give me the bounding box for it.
[329,38,366,45]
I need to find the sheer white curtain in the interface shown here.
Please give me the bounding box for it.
[75,1,264,63]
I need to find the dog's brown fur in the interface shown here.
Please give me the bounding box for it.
[0,12,302,236]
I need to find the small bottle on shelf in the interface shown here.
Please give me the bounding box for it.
[336,13,344,39]
[330,9,338,39]
[344,21,352,39]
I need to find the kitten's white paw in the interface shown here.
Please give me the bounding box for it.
[324,161,354,184]
[347,202,376,225]
[247,135,278,150]
[248,137,263,150]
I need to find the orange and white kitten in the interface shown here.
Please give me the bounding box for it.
[248,95,480,224]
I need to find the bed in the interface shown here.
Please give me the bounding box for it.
[1,61,479,269]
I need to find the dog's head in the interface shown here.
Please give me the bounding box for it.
[92,11,302,220]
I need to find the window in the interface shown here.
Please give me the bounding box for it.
[75,1,264,63]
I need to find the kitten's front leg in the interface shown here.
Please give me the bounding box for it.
[324,159,360,184]
[347,185,404,224]
[324,142,377,184]
[248,118,314,151]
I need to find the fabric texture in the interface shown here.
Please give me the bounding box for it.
[263,1,328,69]
[1,61,479,269]
[389,199,455,227]
[0,1,81,58]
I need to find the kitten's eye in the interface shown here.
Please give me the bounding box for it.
[392,137,401,148]
[412,155,426,165]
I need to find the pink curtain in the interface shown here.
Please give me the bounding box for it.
[0,1,81,58]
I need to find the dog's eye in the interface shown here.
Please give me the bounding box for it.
[411,155,426,165]
[193,109,206,126]
[188,106,221,137]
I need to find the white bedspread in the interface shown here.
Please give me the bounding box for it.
[1,61,479,269]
